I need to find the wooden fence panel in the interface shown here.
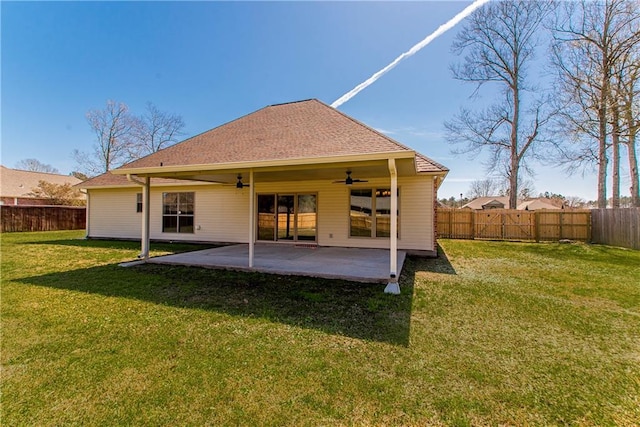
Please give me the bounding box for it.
[1,206,86,232]
[437,208,592,242]
[438,209,474,239]
[591,208,640,250]
[474,211,504,240]
[504,211,535,240]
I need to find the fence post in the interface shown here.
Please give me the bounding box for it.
[559,211,564,240]
[471,210,476,240]
[535,212,540,242]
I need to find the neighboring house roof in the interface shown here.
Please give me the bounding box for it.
[0,165,83,198]
[462,196,563,210]
[117,99,448,173]
[462,196,511,210]
[517,199,562,211]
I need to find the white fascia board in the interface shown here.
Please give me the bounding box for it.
[110,151,415,177]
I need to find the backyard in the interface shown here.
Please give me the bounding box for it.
[2,231,639,426]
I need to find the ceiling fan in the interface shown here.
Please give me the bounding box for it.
[235,174,250,188]
[333,170,368,185]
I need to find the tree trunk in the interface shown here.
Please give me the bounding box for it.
[510,84,520,210]
[627,125,640,206]
[598,63,609,208]
[611,104,621,208]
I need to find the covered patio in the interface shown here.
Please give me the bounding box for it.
[146,244,407,284]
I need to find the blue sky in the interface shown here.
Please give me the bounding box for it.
[2,1,612,201]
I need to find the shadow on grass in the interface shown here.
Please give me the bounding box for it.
[25,238,218,254]
[17,259,421,346]
[409,243,457,275]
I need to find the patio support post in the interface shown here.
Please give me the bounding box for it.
[141,176,151,260]
[385,158,400,294]
[249,169,255,268]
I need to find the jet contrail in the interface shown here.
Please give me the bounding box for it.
[331,0,490,109]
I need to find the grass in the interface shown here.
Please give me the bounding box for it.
[2,231,639,426]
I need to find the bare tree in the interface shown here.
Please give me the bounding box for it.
[73,100,139,177]
[551,0,640,208]
[499,176,536,200]
[445,0,555,209]
[466,178,500,198]
[133,102,185,156]
[564,195,587,208]
[15,158,59,174]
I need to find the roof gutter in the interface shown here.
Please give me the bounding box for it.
[111,151,416,176]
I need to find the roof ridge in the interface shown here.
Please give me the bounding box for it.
[268,99,316,107]
[2,165,77,178]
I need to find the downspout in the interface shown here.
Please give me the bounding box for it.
[127,174,150,260]
[384,158,400,294]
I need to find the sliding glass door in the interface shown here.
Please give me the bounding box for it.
[257,193,316,242]
[257,195,276,240]
[277,195,295,240]
[296,194,316,241]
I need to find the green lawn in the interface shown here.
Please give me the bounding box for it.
[2,231,639,426]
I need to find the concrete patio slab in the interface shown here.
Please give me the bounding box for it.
[146,244,406,283]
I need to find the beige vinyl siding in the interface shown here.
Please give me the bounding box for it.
[148,185,248,242]
[88,188,142,238]
[87,175,435,250]
[88,185,249,242]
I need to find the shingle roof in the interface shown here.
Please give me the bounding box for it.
[117,99,447,173]
[0,165,83,198]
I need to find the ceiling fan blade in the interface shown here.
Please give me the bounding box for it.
[352,179,369,183]
[332,180,346,183]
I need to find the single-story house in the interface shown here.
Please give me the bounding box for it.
[517,199,563,211]
[0,165,84,205]
[462,196,562,211]
[461,196,511,210]
[78,99,448,291]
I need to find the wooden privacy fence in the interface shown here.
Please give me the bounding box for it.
[591,208,640,250]
[1,205,86,232]
[437,208,591,242]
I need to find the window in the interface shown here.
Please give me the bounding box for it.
[136,193,143,213]
[162,192,194,233]
[350,188,398,238]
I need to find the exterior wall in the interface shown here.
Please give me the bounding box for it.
[87,175,436,251]
[88,188,143,239]
[87,184,248,242]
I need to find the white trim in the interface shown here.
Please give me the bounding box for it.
[249,169,255,268]
[385,158,400,294]
[111,151,415,176]
[141,177,151,260]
